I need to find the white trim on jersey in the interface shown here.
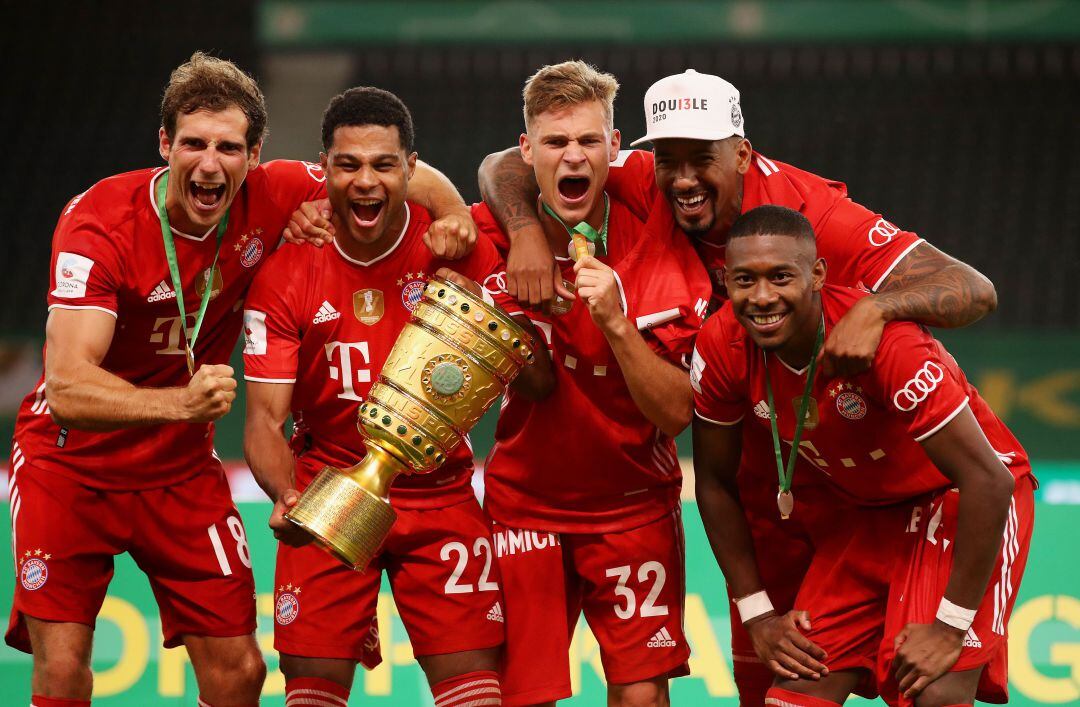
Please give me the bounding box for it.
[332,204,411,267]
[993,496,1020,635]
[29,381,48,415]
[870,238,926,292]
[755,155,780,176]
[636,307,681,331]
[48,303,118,318]
[611,270,629,314]
[148,168,216,242]
[244,376,298,384]
[913,397,970,442]
[694,410,744,426]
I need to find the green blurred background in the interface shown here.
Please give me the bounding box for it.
[2,1,1079,703]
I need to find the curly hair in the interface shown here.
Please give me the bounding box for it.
[321,87,415,152]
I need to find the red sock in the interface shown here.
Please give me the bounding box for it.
[431,670,502,706]
[284,677,350,707]
[31,698,90,707]
[765,686,842,707]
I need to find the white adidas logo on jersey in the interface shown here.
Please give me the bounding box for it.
[147,280,176,302]
[646,627,677,648]
[753,400,771,419]
[486,602,504,623]
[962,627,982,648]
[313,301,341,324]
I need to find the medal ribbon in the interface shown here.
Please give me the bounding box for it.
[155,171,229,375]
[541,192,609,255]
[763,318,825,500]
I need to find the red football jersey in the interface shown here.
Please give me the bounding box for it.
[242,202,519,510]
[476,199,712,533]
[606,149,924,304]
[692,285,1031,506]
[14,161,327,490]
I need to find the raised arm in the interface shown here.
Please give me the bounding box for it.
[243,380,312,547]
[45,308,235,430]
[892,405,1014,697]
[822,242,997,377]
[478,148,566,308]
[693,418,828,680]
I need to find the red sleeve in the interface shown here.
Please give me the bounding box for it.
[605,150,658,222]
[47,187,125,316]
[814,197,924,292]
[242,247,306,382]
[691,309,748,425]
[869,323,970,442]
[262,159,328,208]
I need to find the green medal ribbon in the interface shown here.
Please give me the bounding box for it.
[541,192,609,256]
[155,171,229,376]
[763,318,825,519]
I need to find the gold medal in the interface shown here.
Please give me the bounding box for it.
[185,345,196,376]
[567,237,595,261]
[777,489,795,519]
[793,396,819,430]
[550,279,576,316]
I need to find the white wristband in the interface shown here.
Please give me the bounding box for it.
[936,597,977,631]
[736,590,775,624]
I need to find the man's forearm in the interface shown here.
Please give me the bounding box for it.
[244,421,296,503]
[603,317,693,436]
[696,478,766,598]
[478,148,542,236]
[410,159,470,217]
[872,244,997,328]
[943,473,1014,610]
[46,361,186,430]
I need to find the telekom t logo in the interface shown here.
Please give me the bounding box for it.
[325,341,372,401]
[150,314,196,355]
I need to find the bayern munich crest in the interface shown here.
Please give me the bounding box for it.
[275,585,301,625]
[239,237,263,268]
[836,390,868,420]
[19,551,49,591]
[401,279,426,311]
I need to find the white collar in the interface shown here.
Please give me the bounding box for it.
[332,203,411,267]
[148,168,218,242]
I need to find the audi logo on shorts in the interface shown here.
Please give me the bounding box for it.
[868,218,900,246]
[483,271,508,294]
[892,361,945,412]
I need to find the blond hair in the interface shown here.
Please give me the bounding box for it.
[522,60,619,130]
[160,51,268,149]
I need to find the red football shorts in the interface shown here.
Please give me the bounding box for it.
[492,508,690,706]
[877,476,1035,706]
[7,454,256,652]
[794,476,1034,703]
[274,496,505,667]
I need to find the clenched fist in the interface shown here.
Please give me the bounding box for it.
[435,267,483,297]
[424,211,477,260]
[180,364,237,422]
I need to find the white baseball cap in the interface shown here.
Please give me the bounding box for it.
[631,69,745,146]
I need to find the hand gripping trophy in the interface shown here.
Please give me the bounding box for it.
[286,276,536,570]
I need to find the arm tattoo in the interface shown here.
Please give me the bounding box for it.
[873,242,997,328]
[478,150,541,235]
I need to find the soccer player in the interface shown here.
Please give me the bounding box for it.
[478,69,999,704]
[7,54,485,707]
[472,61,711,707]
[242,86,553,707]
[692,205,1033,706]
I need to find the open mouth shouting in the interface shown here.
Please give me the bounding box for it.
[351,197,385,228]
[190,180,226,214]
[557,175,591,205]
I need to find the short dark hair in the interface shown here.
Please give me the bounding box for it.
[321,87,415,152]
[728,205,816,244]
[161,52,267,149]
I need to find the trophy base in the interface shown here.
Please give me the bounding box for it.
[285,466,398,571]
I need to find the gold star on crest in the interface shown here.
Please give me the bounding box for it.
[23,550,31,558]
[240,234,250,244]
[33,549,42,556]
[255,227,263,235]
[43,554,51,561]
[405,272,414,280]
[233,242,243,252]
[286,583,294,591]
[294,586,302,594]
[396,279,404,286]
[416,270,425,279]
[278,585,285,593]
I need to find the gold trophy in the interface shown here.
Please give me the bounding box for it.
[285,276,536,570]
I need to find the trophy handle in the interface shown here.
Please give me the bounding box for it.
[284,442,407,571]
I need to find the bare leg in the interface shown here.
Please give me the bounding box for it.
[774,668,865,703]
[278,653,357,690]
[183,633,266,705]
[608,676,670,707]
[27,617,94,699]
[912,667,981,707]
